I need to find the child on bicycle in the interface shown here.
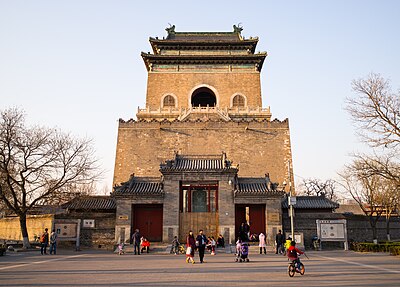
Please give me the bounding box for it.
[287,240,304,271]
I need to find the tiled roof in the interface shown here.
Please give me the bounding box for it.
[281,196,339,209]
[62,196,116,210]
[114,177,163,196]
[235,178,284,196]
[160,154,237,172]
[166,32,242,41]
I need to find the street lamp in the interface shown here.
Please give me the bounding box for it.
[287,160,295,240]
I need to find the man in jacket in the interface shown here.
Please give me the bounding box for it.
[132,229,141,255]
[275,230,285,254]
[196,230,208,263]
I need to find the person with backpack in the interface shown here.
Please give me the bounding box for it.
[287,240,304,272]
[40,228,49,255]
[49,229,58,255]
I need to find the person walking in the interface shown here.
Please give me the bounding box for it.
[49,229,58,255]
[258,232,267,254]
[40,228,49,255]
[196,229,208,263]
[132,229,141,255]
[186,230,196,264]
[171,236,180,255]
[275,230,285,254]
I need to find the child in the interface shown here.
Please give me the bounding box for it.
[287,241,304,271]
[117,243,125,255]
[210,236,216,255]
[171,236,180,255]
[284,237,292,255]
[141,237,150,253]
[236,238,242,256]
[235,238,242,262]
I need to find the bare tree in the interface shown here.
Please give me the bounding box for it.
[300,178,337,200]
[338,159,388,243]
[346,73,400,149]
[0,108,101,248]
[350,153,400,240]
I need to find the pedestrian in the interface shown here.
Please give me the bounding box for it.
[132,229,141,255]
[39,228,49,255]
[284,237,292,256]
[239,223,247,241]
[210,236,216,255]
[196,229,208,263]
[275,230,285,254]
[171,236,180,255]
[217,234,225,248]
[186,230,196,264]
[49,229,57,255]
[259,232,267,254]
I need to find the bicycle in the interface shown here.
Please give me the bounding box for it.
[287,253,308,277]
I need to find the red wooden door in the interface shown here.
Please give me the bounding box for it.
[249,204,266,236]
[133,204,163,242]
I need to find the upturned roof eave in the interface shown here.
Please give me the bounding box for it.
[141,52,267,71]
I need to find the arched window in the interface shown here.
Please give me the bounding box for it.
[232,95,245,107]
[163,95,176,107]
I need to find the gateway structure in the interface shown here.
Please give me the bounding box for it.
[113,25,294,244]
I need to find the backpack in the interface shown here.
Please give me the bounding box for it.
[288,248,297,258]
[39,233,46,243]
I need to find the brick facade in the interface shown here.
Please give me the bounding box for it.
[113,26,294,244]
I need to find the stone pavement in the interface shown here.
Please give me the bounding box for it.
[0,249,399,286]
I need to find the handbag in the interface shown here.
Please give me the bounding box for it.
[186,246,192,255]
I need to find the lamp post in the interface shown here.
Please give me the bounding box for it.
[288,160,295,240]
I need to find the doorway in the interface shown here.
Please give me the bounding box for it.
[132,204,163,242]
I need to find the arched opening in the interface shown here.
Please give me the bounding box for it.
[232,94,245,107]
[191,87,216,107]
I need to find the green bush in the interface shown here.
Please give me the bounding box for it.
[389,246,400,256]
[351,242,400,254]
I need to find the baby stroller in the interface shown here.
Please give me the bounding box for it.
[235,242,249,262]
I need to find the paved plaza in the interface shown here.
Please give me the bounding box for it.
[0,249,399,286]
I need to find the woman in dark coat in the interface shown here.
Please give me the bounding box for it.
[186,230,196,264]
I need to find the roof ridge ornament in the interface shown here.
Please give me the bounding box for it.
[233,23,243,33]
[166,23,176,34]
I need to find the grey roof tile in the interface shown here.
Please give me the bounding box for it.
[160,154,236,172]
[235,178,284,196]
[114,177,163,196]
[281,196,339,209]
[62,196,116,210]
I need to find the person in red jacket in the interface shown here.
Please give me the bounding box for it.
[287,241,304,271]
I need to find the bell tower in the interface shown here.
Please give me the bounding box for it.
[138,25,271,122]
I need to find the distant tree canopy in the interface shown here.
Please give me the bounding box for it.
[0,107,101,248]
[299,178,337,200]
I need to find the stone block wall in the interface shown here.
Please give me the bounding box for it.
[113,120,293,189]
[56,212,115,249]
[146,72,262,109]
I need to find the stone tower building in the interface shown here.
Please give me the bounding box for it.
[113,26,294,244]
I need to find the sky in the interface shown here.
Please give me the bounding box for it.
[1,0,399,193]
